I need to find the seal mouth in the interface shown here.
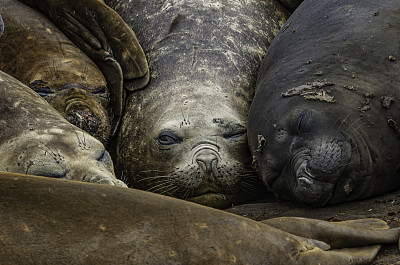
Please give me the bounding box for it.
[187,192,235,208]
[292,157,336,206]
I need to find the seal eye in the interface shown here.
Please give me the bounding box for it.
[295,110,308,134]
[158,131,182,145]
[223,129,247,139]
[223,124,247,139]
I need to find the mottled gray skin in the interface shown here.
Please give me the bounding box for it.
[0,71,126,186]
[107,0,289,208]
[2,172,399,264]
[248,0,400,206]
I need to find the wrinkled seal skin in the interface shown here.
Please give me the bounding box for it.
[0,0,112,145]
[107,0,289,209]
[0,70,126,187]
[17,0,150,137]
[2,172,400,264]
[248,0,400,206]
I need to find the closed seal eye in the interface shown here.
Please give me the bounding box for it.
[158,131,182,145]
[223,124,246,139]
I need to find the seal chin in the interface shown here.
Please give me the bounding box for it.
[293,174,334,206]
[187,192,235,209]
[288,157,335,205]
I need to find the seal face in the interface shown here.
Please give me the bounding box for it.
[0,0,111,145]
[108,0,289,208]
[0,70,126,187]
[248,0,400,206]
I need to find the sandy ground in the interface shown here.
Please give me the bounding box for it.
[225,191,400,264]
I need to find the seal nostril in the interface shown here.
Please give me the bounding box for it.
[196,153,219,174]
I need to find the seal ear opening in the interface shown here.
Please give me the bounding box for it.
[0,15,4,37]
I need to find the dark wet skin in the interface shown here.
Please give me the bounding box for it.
[248,0,400,206]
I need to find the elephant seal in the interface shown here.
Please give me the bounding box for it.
[1,172,399,264]
[0,70,125,186]
[248,0,400,206]
[0,0,111,144]
[107,0,290,208]
[12,0,150,142]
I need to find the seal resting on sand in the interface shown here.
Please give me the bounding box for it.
[248,0,400,206]
[1,172,399,264]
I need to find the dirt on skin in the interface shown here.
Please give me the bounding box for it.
[226,191,400,264]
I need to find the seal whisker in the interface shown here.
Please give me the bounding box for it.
[239,180,257,193]
[147,182,174,193]
[158,184,180,195]
[345,123,364,142]
[181,188,192,200]
[136,175,170,182]
[138,169,167,173]
[144,178,173,186]
[337,112,352,130]
[343,117,363,134]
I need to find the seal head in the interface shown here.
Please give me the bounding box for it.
[248,0,400,206]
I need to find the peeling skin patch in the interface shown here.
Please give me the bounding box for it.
[381,95,395,108]
[343,85,357,91]
[281,81,335,103]
[359,92,375,114]
[387,118,400,136]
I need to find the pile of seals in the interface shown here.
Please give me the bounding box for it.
[0,0,400,264]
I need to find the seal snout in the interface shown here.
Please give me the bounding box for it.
[196,152,219,174]
[290,135,352,205]
[192,141,221,175]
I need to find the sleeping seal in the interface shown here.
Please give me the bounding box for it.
[0,0,112,144]
[248,0,400,205]
[0,70,125,186]
[107,0,290,208]
[1,172,399,264]
[12,0,150,143]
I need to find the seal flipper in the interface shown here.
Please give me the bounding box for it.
[16,0,150,88]
[262,217,400,249]
[298,245,381,265]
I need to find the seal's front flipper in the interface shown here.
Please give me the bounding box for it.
[262,217,400,249]
[16,0,150,90]
[298,245,381,265]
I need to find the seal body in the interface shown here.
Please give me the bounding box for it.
[1,172,398,265]
[107,0,289,208]
[248,0,400,205]
[0,70,125,186]
[0,0,112,144]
